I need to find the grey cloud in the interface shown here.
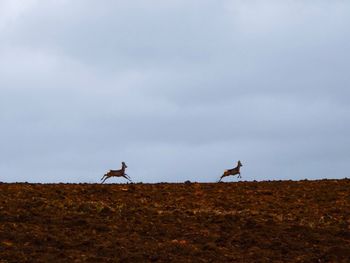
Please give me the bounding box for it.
[1,1,350,183]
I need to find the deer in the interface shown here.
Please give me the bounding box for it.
[101,162,131,184]
[218,160,243,182]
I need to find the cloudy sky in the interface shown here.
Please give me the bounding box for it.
[1,0,349,183]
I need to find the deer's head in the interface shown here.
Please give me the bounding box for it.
[238,160,243,167]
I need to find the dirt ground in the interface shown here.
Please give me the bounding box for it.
[1,179,350,262]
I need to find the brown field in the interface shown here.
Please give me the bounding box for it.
[1,179,350,262]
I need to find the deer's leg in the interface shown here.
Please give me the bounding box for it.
[101,176,109,184]
[218,174,225,182]
[123,175,132,182]
[101,175,106,181]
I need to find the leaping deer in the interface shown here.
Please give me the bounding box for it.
[101,162,131,184]
[218,161,243,182]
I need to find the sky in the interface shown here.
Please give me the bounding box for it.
[1,0,349,183]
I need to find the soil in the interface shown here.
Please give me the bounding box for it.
[1,179,350,262]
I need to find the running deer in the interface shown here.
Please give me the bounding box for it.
[101,162,131,184]
[218,161,243,182]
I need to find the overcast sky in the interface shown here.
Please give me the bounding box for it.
[1,0,349,183]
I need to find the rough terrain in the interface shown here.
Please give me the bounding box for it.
[1,179,350,262]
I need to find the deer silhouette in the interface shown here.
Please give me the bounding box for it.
[101,162,131,184]
[218,161,242,182]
